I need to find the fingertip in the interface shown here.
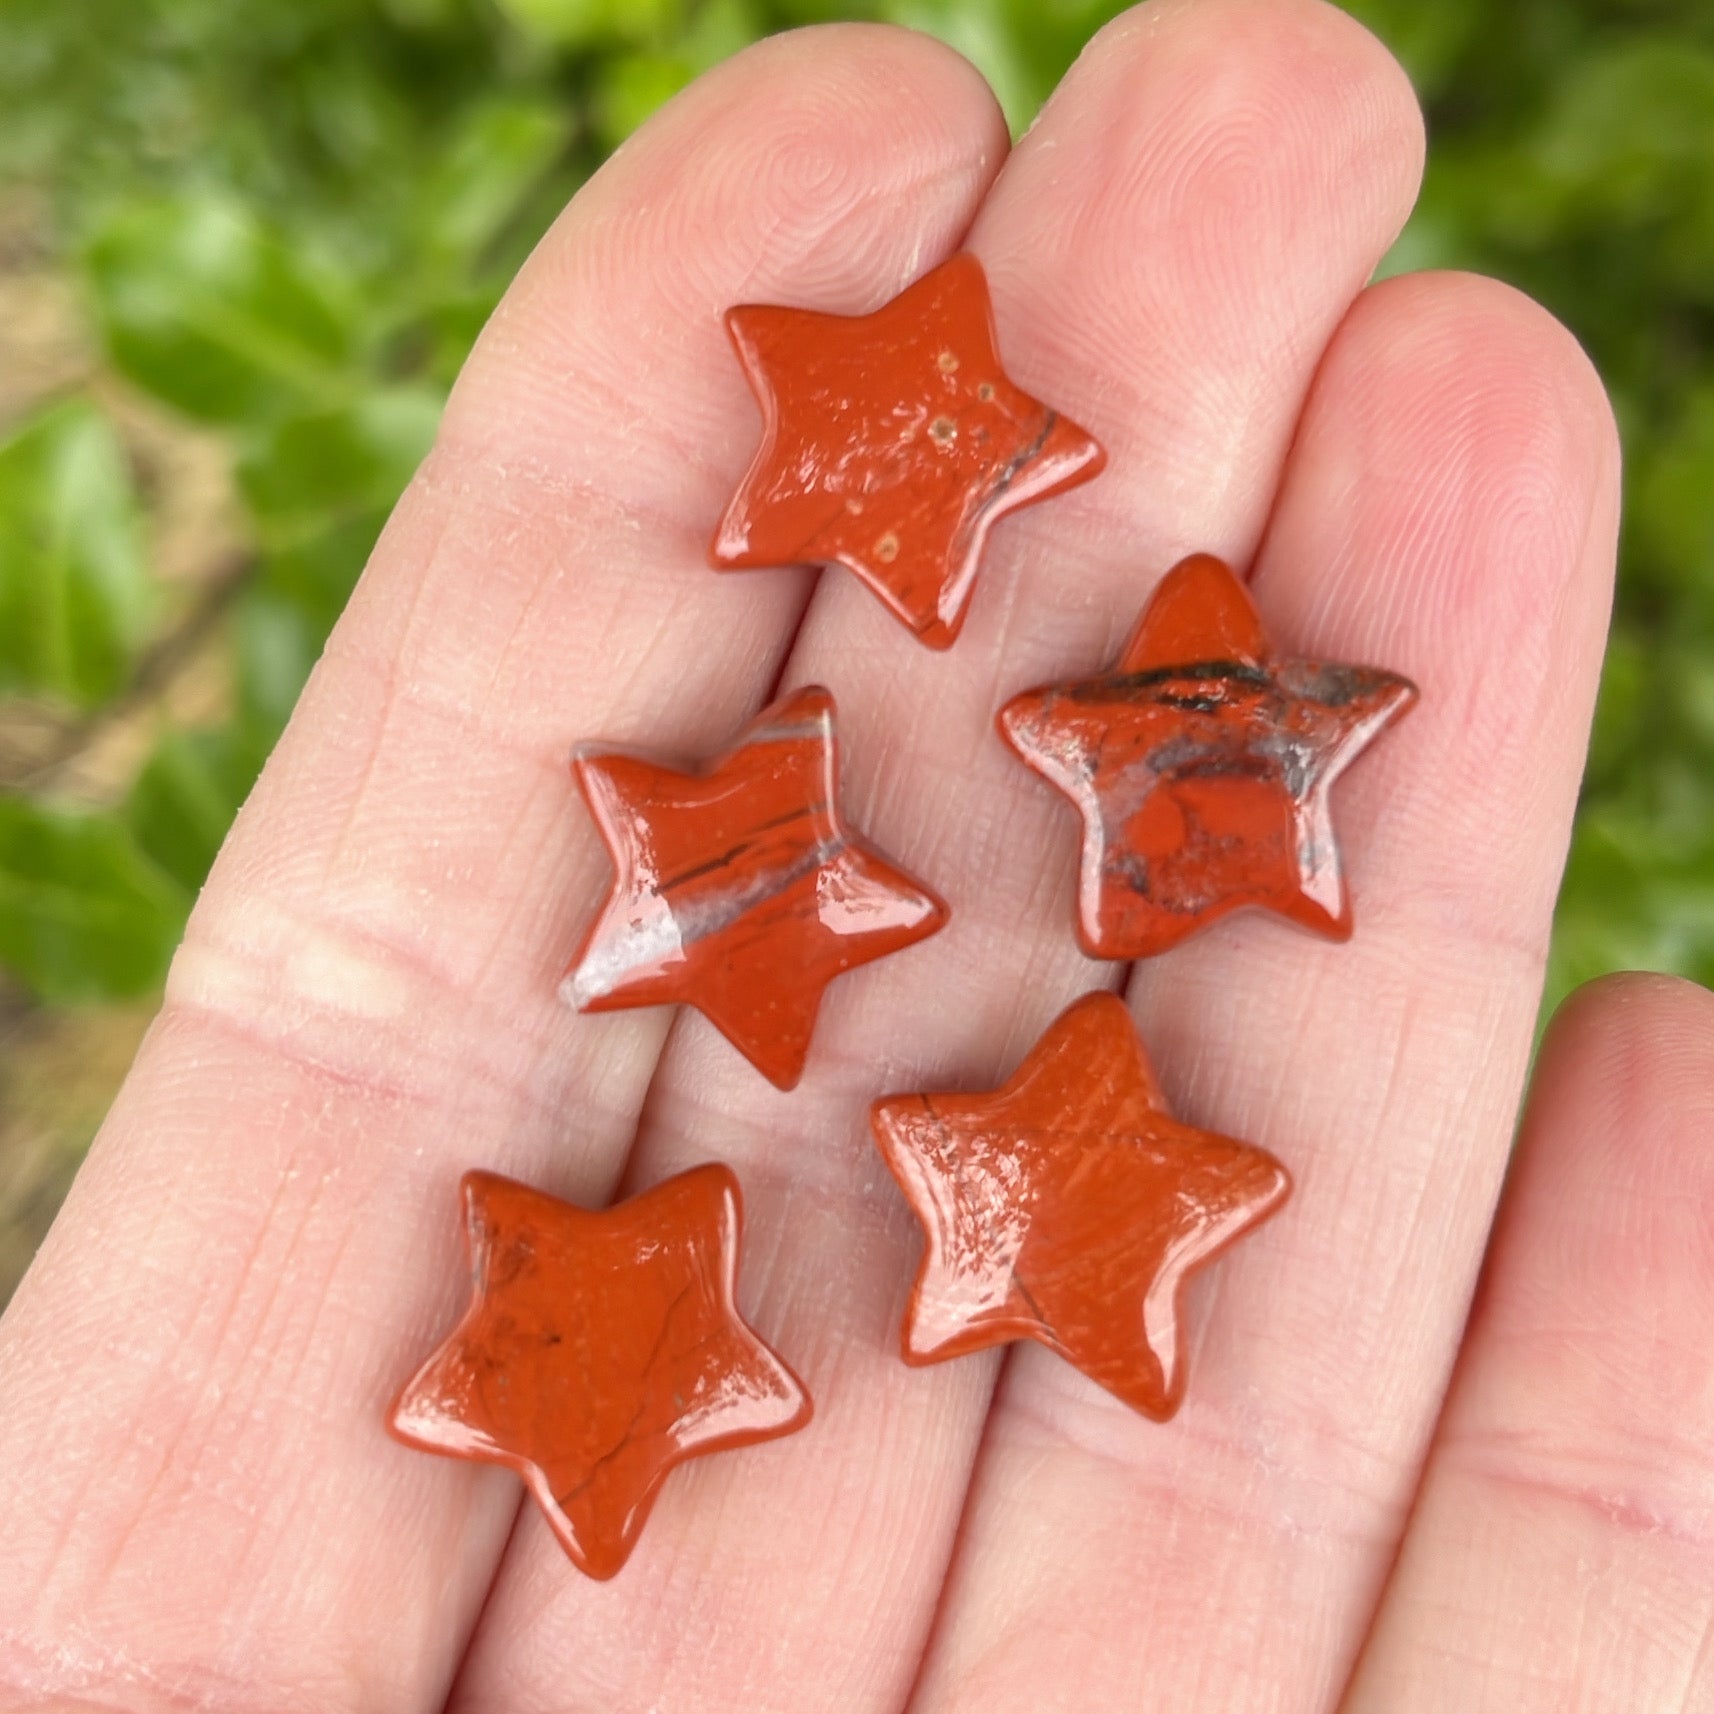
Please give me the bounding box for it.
[559,21,1009,309]
[1545,966,1714,1037]
[722,22,1009,167]
[1046,0,1425,226]
[1256,269,1623,958]
[981,0,1425,293]
[1531,971,1714,1165]
[964,0,1427,563]
[1340,269,1621,496]
[1484,971,1714,1410]
[443,21,1010,485]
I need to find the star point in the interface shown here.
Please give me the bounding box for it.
[872,991,1289,1420]
[711,252,1105,648]
[566,684,948,1089]
[1000,554,1416,959]
[389,1164,810,1580]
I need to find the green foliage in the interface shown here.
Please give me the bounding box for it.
[87,196,360,426]
[0,0,1711,1012]
[125,725,270,897]
[414,98,573,271]
[496,0,685,48]
[237,389,444,544]
[0,402,152,708]
[0,800,189,1003]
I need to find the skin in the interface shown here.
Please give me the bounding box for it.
[2,3,1709,1709]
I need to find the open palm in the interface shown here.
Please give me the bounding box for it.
[5,5,1711,1710]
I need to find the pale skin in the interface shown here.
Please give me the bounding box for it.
[2,3,1711,1709]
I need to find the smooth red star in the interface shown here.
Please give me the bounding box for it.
[710,252,1105,649]
[1000,553,1417,959]
[563,684,948,1089]
[871,992,1290,1419]
[390,1165,810,1580]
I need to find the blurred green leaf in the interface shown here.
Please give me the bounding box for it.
[593,0,768,144]
[0,797,189,1003]
[1551,793,1714,1007]
[1531,40,1714,226]
[415,286,511,388]
[227,386,438,731]
[86,193,361,424]
[0,400,153,708]
[1340,0,1482,98]
[234,588,330,738]
[236,386,443,545]
[125,724,269,895]
[259,507,397,630]
[377,0,469,25]
[1634,383,1714,607]
[1673,644,1714,759]
[682,0,766,65]
[494,0,682,49]
[595,52,696,147]
[1583,623,1650,791]
[417,96,573,270]
[229,504,399,738]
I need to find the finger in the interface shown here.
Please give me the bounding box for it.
[0,29,1004,1711]
[913,272,1621,1712]
[450,3,1424,1709]
[1341,974,1714,1713]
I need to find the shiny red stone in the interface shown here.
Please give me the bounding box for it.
[871,991,1289,1420]
[390,1165,810,1580]
[564,684,947,1090]
[711,252,1105,649]
[1000,553,1417,959]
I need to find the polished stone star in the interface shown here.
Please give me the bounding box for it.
[871,992,1289,1419]
[390,1165,810,1580]
[1001,553,1417,959]
[711,252,1105,649]
[563,684,948,1090]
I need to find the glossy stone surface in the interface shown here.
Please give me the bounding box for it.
[564,684,947,1090]
[1001,553,1417,959]
[871,991,1289,1419]
[390,1165,810,1580]
[711,252,1105,649]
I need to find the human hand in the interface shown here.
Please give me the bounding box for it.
[5,5,1701,1711]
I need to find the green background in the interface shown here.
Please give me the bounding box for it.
[1,0,1712,1293]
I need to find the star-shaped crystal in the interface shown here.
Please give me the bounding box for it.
[564,684,948,1089]
[871,992,1289,1419]
[711,253,1105,648]
[390,1166,810,1579]
[1001,553,1416,958]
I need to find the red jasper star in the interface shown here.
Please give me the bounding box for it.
[563,685,948,1089]
[711,252,1105,649]
[390,1165,810,1580]
[871,992,1289,1420]
[1001,554,1417,959]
